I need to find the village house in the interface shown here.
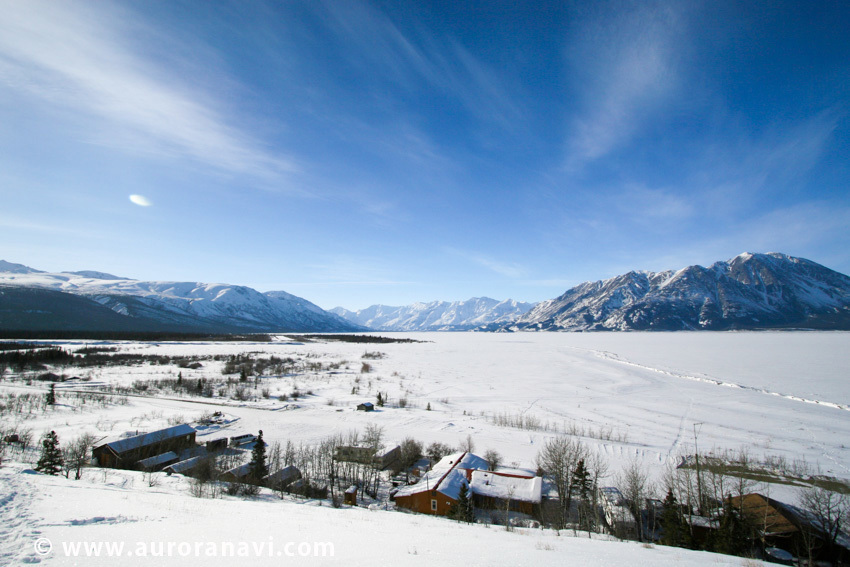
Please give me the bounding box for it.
[335,443,401,471]
[263,466,302,490]
[392,452,489,516]
[729,493,850,565]
[469,470,543,517]
[599,486,638,538]
[221,462,253,484]
[91,424,196,469]
[356,402,375,412]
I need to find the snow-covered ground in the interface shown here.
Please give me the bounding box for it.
[2,331,848,565]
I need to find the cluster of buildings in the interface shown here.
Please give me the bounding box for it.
[89,424,849,564]
[90,424,302,491]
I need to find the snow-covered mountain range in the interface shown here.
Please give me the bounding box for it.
[3,253,849,334]
[509,253,850,331]
[0,261,363,333]
[331,297,535,331]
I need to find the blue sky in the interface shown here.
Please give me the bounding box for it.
[1,0,848,310]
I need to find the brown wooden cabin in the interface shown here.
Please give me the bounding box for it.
[92,424,196,470]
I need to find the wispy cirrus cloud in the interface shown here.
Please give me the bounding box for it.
[313,0,524,130]
[447,248,526,279]
[0,0,297,184]
[564,2,686,168]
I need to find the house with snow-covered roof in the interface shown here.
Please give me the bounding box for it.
[469,470,542,517]
[392,452,489,516]
[164,455,207,476]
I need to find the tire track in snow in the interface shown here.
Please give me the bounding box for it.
[572,347,850,413]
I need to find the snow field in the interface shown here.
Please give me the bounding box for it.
[2,331,848,565]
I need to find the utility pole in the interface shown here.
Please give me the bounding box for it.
[693,422,703,515]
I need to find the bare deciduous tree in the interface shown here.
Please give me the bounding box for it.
[65,432,96,480]
[799,483,848,562]
[536,435,589,529]
[484,449,502,471]
[617,457,651,540]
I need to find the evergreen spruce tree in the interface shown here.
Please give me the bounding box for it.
[45,384,56,406]
[248,430,268,485]
[660,489,690,548]
[713,498,751,556]
[35,430,64,475]
[572,459,593,531]
[452,482,474,523]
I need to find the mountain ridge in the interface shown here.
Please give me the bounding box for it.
[331,297,535,331]
[508,252,850,331]
[0,262,364,333]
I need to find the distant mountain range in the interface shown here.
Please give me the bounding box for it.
[3,253,849,334]
[331,297,534,332]
[508,252,850,331]
[0,261,363,334]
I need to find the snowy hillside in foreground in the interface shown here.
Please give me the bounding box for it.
[0,262,363,333]
[2,464,744,567]
[511,252,850,331]
[332,297,534,331]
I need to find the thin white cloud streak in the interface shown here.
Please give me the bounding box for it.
[314,0,524,130]
[305,255,414,287]
[0,1,297,183]
[565,3,685,167]
[447,249,526,279]
[604,200,850,281]
[0,216,98,237]
[681,109,842,218]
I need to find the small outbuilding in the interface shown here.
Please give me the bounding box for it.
[221,462,253,483]
[357,402,375,412]
[136,451,179,472]
[164,455,207,476]
[263,466,302,490]
[344,485,358,506]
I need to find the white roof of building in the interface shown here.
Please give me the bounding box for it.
[136,451,178,469]
[470,470,542,503]
[375,444,400,458]
[224,462,252,479]
[164,456,206,474]
[393,452,488,500]
[263,466,301,484]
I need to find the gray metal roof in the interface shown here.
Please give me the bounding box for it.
[136,451,178,469]
[100,424,196,455]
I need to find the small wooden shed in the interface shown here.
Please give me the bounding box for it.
[344,485,358,506]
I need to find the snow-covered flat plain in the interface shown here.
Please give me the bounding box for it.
[2,331,848,565]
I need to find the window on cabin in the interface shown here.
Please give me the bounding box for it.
[431,499,437,511]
